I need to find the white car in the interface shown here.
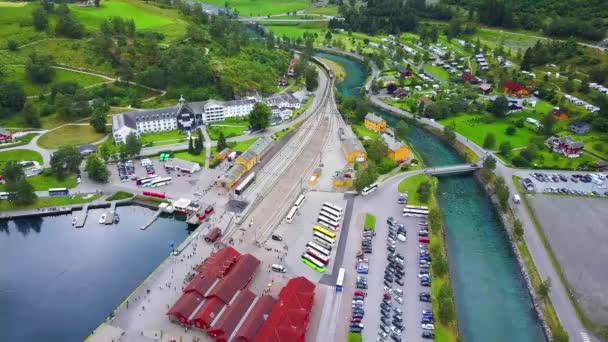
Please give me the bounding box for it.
[397,234,406,242]
[422,323,435,330]
[352,300,364,305]
[394,288,403,296]
[378,331,388,338]
[391,326,402,335]
[395,296,404,304]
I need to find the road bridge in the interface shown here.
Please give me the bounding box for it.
[424,163,481,176]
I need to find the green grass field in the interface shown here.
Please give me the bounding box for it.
[468,27,543,52]
[140,130,188,146]
[211,137,258,156]
[352,123,380,141]
[364,213,376,231]
[172,150,206,166]
[0,65,105,96]
[105,191,134,201]
[423,64,450,81]
[0,2,48,48]
[262,21,326,39]
[207,124,248,140]
[0,193,99,211]
[397,174,431,206]
[38,125,105,149]
[304,4,339,16]
[203,0,309,16]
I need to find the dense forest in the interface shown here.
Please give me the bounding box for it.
[445,0,608,41]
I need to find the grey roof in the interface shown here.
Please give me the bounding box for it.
[382,133,405,152]
[78,144,97,153]
[365,113,384,124]
[122,107,176,125]
[570,120,590,129]
[248,136,273,156]
[220,164,246,184]
[343,138,365,155]
[165,158,199,170]
[239,150,257,163]
[267,93,299,106]
[546,136,584,148]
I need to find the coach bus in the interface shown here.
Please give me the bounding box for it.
[235,172,256,196]
[136,175,157,186]
[294,194,306,208]
[306,241,331,257]
[149,177,172,187]
[286,206,298,224]
[301,254,325,272]
[322,202,343,215]
[361,183,378,195]
[317,216,340,230]
[405,204,429,211]
[402,208,429,215]
[306,248,330,266]
[0,192,9,200]
[319,208,341,222]
[313,232,335,247]
[313,224,336,240]
[320,206,341,219]
[336,267,345,292]
[48,188,69,196]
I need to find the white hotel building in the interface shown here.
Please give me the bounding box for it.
[112,94,300,144]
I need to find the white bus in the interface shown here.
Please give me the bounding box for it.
[336,267,345,292]
[361,183,378,195]
[313,232,334,246]
[294,194,306,208]
[320,208,341,221]
[320,206,342,219]
[302,253,326,271]
[317,216,340,230]
[405,204,429,210]
[286,206,298,224]
[150,177,172,187]
[306,241,331,257]
[306,248,330,265]
[0,192,9,200]
[402,208,429,215]
[319,212,340,226]
[312,236,332,250]
[322,202,343,215]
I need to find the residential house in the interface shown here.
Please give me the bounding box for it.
[381,133,410,162]
[551,107,569,121]
[479,83,492,94]
[393,88,408,98]
[418,96,433,108]
[569,120,590,134]
[341,126,367,163]
[504,80,529,96]
[78,144,97,156]
[545,136,584,158]
[164,158,201,174]
[398,66,412,78]
[488,96,524,112]
[461,71,481,84]
[364,113,387,133]
[0,127,13,143]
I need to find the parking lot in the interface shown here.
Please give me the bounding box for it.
[517,170,608,197]
[341,186,434,342]
[527,195,608,326]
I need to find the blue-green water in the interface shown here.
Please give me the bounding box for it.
[318,52,545,341]
[0,206,191,342]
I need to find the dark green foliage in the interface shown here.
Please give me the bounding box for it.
[25,52,54,84]
[7,40,18,51]
[499,141,512,156]
[417,180,432,203]
[487,95,508,117]
[494,176,510,211]
[23,102,41,128]
[90,100,109,133]
[354,163,378,193]
[249,102,271,131]
[50,146,82,181]
[188,136,194,154]
[540,112,556,136]
[443,125,456,142]
[304,65,318,91]
[55,4,85,38]
[125,132,142,158]
[437,284,456,323]
[483,155,497,171]
[7,178,38,205]
[483,133,496,149]
[85,154,109,183]
[505,126,516,135]
[0,81,26,116]
[217,132,227,152]
[395,120,408,140]
[32,6,49,31]
[329,0,419,35]
[513,219,524,241]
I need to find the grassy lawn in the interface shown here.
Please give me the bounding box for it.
[0,2,48,48]
[210,137,258,156]
[0,149,43,168]
[423,64,450,81]
[0,65,105,96]
[572,132,608,160]
[468,27,543,52]
[364,213,376,230]
[203,0,309,16]
[347,332,362,342]
[0,193,100,211]
[140,130,188,146]
[397,174,430,205]
[38,125,105,149]
[352,123,380,141]
[207,124,248,140]
[172,150,206,166]
[274,125,296,140]
[262,22,326,39]
[105,191,134,201]
[525,149,597,170]
[305,4,339,16]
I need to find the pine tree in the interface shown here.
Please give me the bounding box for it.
[188,136,194,154]
[217,132,227,152]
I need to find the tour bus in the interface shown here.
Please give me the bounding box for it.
[312,234,333,250]
[48,188,69,196]
[405,204,429,210]
[336,267,345,292]
[301,253,325,273]
[271,264,286,273]
[402,208,429,215]
[361,183,378,195]
[306,248,330,266]
[235,172,256,196]
[313,232,335,247]
[294,194,306,208]
[319,211,340,225]
[286,206,298,224]
[0,192,9,200]
[306,241,331,257]
[136,175,157,186]
[313,224,336,240]
[320,206,342,219]
[322,202,343,215]
[149,177,172,187]
[317,216,340,230]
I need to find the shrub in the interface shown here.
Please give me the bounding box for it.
[515,118,525,128]
[505,126,516,135]
[512,155,531,167]
[7,40,18,51]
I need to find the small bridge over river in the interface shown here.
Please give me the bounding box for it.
[422,163,482,176]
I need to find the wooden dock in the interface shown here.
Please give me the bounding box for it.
[73,204,89,228]
[140,209,162,230]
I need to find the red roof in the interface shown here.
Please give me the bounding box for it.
[191,297,226,329]
[207,254,260,304]
[234,296,276,342]
[167,291,204,325]
[207,289,256,339]
[184,274,217,297]
[504,80,528,94]
[254,277,316,342]
[196,246,240,275]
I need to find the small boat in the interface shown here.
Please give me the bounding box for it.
[114,213,120,224]
[99,213,107,224]
[72,217,77,225]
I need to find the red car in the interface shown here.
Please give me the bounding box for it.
[351,318,362,323]
[419,237,430,244]
[354,290,367,297]
[383,293,391,300]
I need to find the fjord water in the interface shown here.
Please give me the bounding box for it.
[318,52,544,341]
[0,207,190,341]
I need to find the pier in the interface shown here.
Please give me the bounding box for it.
[140,209,162,230]
[73,204,89,228]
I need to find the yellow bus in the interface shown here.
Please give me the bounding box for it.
[313,224,336,240]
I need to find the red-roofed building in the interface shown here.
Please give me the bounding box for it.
[254,277,316,342]
[233,296,276,342]
[191,297,226,329]
[504,80,529,96]
[207,254,260,304]
[287,58,299,77]
[196,246,240,275]
[207,290,256,341]
[167,291,204,325]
